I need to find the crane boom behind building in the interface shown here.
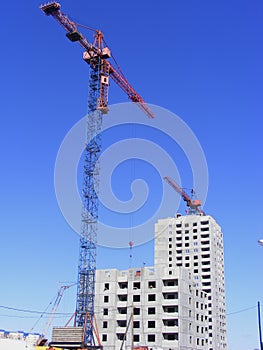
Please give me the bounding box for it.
[164,176,205,215]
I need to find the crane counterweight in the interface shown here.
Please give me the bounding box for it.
[66,31,83,42]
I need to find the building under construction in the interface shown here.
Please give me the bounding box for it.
[40,3,227,350]
[94,214,227,350]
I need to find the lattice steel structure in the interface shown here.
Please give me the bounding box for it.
[75,57,103,345]
[40,2,154,346]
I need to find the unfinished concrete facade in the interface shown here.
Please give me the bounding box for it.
[95,267,209,350]
[94,214,227,350]
[155,214,227,349]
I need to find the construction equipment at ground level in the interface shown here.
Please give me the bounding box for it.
[164,176,205,215]
[40,2,154,348]
[37,284,75,346]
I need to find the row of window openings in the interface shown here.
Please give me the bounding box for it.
[169,240,210,248]
[173,265,212,278]
[113,306,216,317]
[105,279,178,292]
[189,324,208,334]
[170,243,200,250]
[102,333,179,342]
[197,287,212,293]
[170,227,210,236]
[188,310,212,319]
[113,306,179,315]
[168,256,210,262]
[168,256,211,268]
[169,220,209,229]
[103,305,178,316]
[104,319,179,329]
[170,249,211,257]
[169,232,210,241]
[188,299,206,311]
[115,293,178,303]
[168,260,211,270]
[103,331,208,343]
[169,235,210,245]
[117,281,156,290]
[170,247,198,253]
[108,307,214,318]
[168,263,212,273]
[169,254,210,260]
[169,246,210,253]
[190,337,207,347]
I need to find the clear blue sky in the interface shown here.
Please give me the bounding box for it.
[0,1,263,349]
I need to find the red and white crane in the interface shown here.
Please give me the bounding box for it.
[40,2,154,119]
[164,176,205,215]
[40,2,154,347]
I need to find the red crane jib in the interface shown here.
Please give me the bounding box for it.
[40,1,154,119]
[163,176,203,210]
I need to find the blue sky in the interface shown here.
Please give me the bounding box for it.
[0,1,263,349]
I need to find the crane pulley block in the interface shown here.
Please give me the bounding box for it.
[83,51,97,64]
[101,47,111,59]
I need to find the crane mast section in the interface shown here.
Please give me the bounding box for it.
[75,58,103,346]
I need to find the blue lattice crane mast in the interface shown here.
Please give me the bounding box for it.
[40,2,154,347]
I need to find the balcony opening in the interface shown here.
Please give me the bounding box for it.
[163,319,178,327]
[163,333,178,341]
[118,294,127,302]
[163,292,178,300]
[163,279,178,287]
[118,282,128,289]
[117,320,127,327]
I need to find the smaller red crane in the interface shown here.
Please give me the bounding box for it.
[164,176,205,215]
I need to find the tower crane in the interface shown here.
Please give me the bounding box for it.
[40,2,154,348]
[164,176,205,215]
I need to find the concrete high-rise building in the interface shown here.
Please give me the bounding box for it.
[154,214,227,350]
[95,214,227,350]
